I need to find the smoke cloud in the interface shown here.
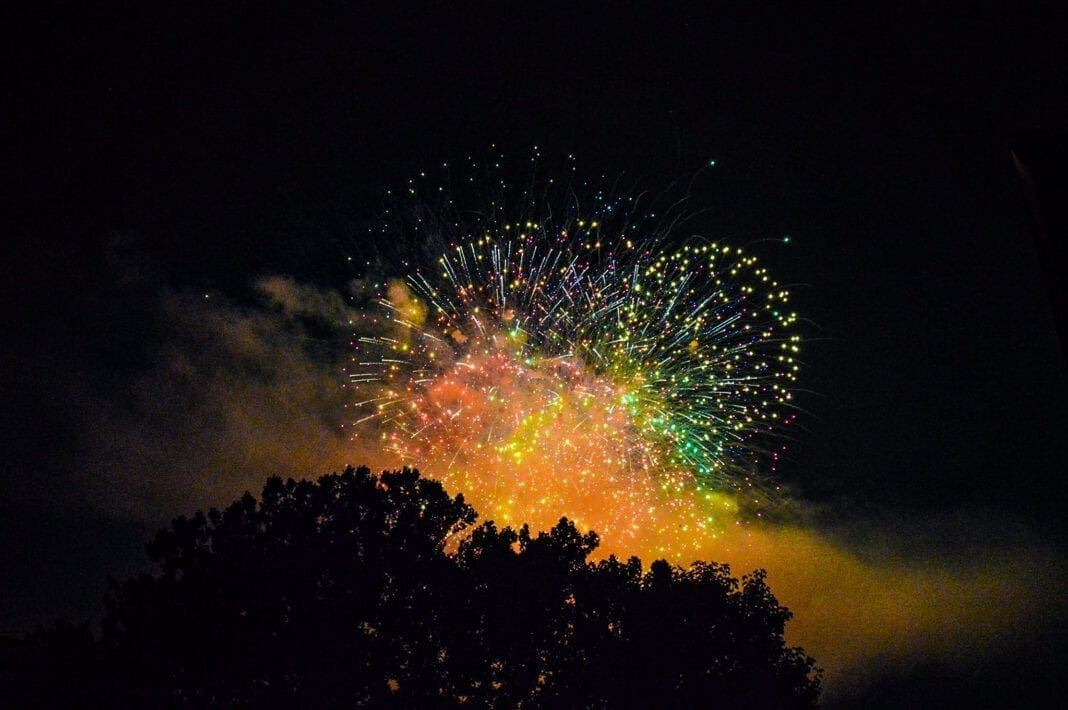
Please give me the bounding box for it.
[66,276,1063,701]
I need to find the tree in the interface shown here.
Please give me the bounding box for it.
[6,466,821,707]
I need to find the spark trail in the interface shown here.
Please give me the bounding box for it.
[345,164,801,558]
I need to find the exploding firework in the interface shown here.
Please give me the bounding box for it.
[345,160,801,558]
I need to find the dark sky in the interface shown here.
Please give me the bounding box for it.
[4,3,1066,705]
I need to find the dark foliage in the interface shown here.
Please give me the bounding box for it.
[3,467,820,707]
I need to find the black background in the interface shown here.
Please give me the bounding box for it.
[4,2,1066,705]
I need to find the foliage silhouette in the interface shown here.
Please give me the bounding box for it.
[4,466,820,708]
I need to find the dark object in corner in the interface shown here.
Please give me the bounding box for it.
[1011,131,1068,362]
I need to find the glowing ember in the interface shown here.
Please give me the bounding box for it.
[346,168,801,559]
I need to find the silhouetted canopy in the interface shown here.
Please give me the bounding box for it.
[5,467,820,708]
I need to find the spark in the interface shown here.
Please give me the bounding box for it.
[348,165,802,560]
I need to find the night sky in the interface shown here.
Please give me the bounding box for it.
[5,3,1066,705]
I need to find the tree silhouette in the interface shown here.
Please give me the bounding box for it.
[5,466,820,708]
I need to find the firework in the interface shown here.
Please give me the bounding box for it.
[345,164,801,559]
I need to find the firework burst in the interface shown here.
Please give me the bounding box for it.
[345,162,801,558]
